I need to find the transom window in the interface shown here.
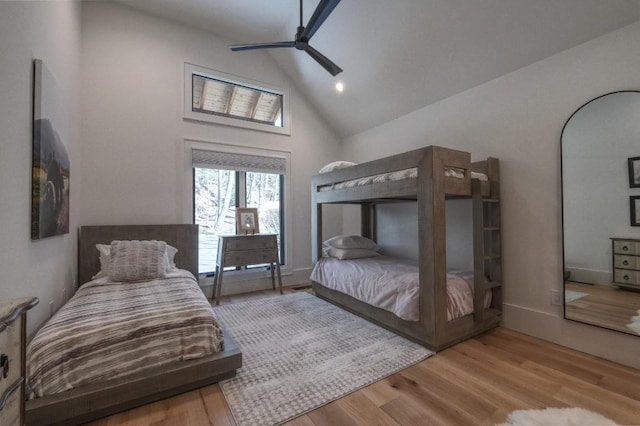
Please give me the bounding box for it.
[184,63,290,135]
[192,74,283,127]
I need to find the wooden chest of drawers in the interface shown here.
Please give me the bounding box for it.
[0,298,38,426]
[611,238,640,289]
[214,234,282,305]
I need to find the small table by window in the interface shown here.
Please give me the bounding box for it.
[214,234,282,305]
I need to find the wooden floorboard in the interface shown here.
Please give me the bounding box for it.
[84,288,640,426]
[565,281,640,336]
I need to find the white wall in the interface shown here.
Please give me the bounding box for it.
[79,2,342,289]
[368,201,473,272]
[342,22,640,368]
[0,2,81,334]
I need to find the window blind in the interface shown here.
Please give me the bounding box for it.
[192,149,286,174]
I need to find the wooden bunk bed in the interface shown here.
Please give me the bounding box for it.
[25,224,242,426]
[311,146,502,351]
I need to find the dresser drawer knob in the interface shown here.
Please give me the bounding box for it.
[624,274,630,281]
[0,354,8,379]
[623,260,630,266]
[623,246,629,251]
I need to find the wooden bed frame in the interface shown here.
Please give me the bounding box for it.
[311,146,502,351]
[25,224,242,426]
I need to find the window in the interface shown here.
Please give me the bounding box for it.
[192,74,283,127]
[184,63,291,135]
[192,149,286,274]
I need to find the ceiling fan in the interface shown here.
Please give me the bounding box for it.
[229,0,343,76]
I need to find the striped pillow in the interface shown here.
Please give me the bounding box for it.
[109,240,167,282]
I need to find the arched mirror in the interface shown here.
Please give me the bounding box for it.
[562,90,640,336]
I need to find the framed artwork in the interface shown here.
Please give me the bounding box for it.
[31,59,70,239]
[631,196,640,227]
[628,156,640,188]
[236,208,259,234]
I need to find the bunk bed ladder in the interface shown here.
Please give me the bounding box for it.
[472,180,502,323]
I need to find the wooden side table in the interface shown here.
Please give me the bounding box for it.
[214,234,282,305]
[0,297,39,426]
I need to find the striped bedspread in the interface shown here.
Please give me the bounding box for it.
[26,269,223,399]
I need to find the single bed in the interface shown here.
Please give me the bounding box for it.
[311,146,502,351]
[24,224,242,426]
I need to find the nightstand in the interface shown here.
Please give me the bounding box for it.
[214,234,282,305]
[611,237,640,290]
[0,297,38,426]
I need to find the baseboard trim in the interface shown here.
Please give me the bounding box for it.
[502,303,640,369]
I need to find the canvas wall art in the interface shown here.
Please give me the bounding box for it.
[32,59,70,239]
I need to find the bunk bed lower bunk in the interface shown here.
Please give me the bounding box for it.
[311,146,502,351]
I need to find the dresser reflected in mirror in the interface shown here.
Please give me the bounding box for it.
[562,90,640,336]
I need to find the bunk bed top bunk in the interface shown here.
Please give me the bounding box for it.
[310,145,502,351]
[311,145,499,205]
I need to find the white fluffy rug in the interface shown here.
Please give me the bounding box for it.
[213,292,433,426]
[498,407,618,426]
[565,290,588,304]
[626,310,640,334]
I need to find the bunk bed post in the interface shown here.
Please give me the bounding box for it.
[361,203,377,242]
[417,147,441,342]
[430,147,472,347]
[472,180,485,323]
[311,184,322,262]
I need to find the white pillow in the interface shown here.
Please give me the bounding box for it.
[92,241,178,280]
[327,247,380,260]
[319,161,357,174]
[323,235,378,251]
[91,244,112,280]
[109,240,168,282]
[165,244,178,270]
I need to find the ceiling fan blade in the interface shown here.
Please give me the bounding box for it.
[300,0,341,41]
[305,45,342,76]
[230,41,296,51]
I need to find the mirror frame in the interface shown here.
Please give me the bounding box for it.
[560,89,640,334]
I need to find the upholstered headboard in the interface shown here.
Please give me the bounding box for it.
[78,224,199,286]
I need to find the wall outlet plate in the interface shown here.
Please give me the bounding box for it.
[551,289,563,306]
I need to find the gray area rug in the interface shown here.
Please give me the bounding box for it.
[213,292,433,426]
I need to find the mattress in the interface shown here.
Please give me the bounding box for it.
[318,167,488,191]
[310,255,490,321]
[26,269,223,399]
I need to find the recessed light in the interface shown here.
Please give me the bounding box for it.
[335,82,344,92]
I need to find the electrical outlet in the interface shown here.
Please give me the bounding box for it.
[63,288,68,303]
[49,300,54,316]
[551,289,563,306]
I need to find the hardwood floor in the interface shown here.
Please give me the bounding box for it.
[86,287,640,426]
[566,281,640,336]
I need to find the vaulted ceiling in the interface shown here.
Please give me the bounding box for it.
[115,0,640,138]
